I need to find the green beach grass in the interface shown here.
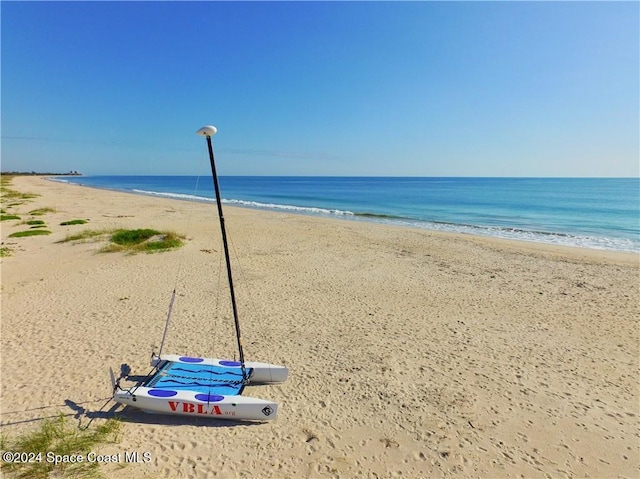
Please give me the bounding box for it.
[59,229,110,243]
[60,219,89,226]
[0,415,122,479]
[0,178,183,254]
[103,228,184,253]
[28,208,57,216]
[59,228,184,254]
[0,176,40,204]
[8,230,52,238]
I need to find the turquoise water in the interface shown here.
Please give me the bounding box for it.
[54,176,640,252]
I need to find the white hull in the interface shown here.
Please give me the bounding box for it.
[113,387,278,421]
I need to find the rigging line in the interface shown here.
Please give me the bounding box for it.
[157,289,176,359]
[151,380,243,388]
[155,150,207,358]
[213,242,225,352]
[125,364,161,397]
[78,396,119,431]
[171,172,204,292]
[226,228,278,384]
[169,367,244,376]
[208,246,225,398]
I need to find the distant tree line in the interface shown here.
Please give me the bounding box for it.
[1,170,82,176]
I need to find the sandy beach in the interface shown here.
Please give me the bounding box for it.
[1,175,638,479]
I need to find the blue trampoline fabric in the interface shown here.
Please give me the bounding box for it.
[145,361,250,396]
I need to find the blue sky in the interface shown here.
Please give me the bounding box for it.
[2,1,638,177]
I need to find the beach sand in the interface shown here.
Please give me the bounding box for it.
[2,175,638,478]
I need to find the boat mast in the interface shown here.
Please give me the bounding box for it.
[197,126,247,381]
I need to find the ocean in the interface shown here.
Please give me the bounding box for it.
[53,176,640,253]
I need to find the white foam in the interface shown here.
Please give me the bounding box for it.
[370,217,640,253]
[132,189,355,217]
[133,189,213,203]
[224,198,354,216]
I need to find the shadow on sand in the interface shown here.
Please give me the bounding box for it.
[1,364,262,430]
[1,397,257,430]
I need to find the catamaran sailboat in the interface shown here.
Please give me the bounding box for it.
[112,126,288,421]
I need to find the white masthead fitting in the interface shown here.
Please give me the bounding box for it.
[196,125,217,137]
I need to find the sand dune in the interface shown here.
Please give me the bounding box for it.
[1,176,638,478]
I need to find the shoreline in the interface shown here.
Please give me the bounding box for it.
[2,175,638,478]
[46,175,640,260]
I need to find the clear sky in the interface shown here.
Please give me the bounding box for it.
[1,1,638,177]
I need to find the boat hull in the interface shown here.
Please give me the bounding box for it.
[113,387,278,421]
[153,354,289,384]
